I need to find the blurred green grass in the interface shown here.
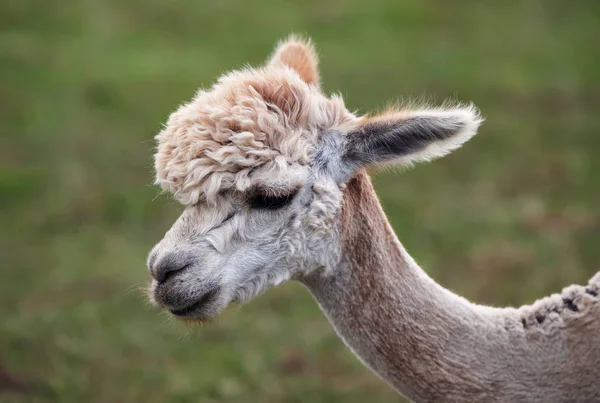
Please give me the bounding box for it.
[1,1,599,402]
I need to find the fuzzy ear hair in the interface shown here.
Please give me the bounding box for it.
[268,35,320,86]
[343,105,483,169]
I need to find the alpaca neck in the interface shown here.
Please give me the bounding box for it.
[302,171,600,403]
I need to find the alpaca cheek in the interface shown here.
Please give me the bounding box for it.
[306,180,343,232]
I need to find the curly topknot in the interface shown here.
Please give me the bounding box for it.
[154,61,353,205]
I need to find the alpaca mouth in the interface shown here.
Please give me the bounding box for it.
[169,287,221,317]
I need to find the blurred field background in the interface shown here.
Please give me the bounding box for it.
[1,1,599,402]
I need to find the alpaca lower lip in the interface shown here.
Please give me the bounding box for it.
[169,287,220,317]
[170,302,203,317]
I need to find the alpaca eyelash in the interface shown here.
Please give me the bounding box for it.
[249,192,296,210]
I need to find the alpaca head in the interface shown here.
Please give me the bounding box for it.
[147,36,482,320]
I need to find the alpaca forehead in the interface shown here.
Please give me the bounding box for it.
[154,66,353,205]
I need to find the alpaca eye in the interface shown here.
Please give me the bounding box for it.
[250,193,295,210]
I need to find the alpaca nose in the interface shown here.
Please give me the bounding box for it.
[148,249,193,283]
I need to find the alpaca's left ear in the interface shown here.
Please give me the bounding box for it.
[342,105,483,169]
[268,35,320,86]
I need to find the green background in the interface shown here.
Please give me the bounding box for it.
[2,1,599,402]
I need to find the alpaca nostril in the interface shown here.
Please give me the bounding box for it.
[160,263,191,284]
[149,251,193,283]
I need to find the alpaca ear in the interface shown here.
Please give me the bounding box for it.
[343,105,483,169]
[268,35,320,86]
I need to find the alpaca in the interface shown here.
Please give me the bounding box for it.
[147,36,600,402]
